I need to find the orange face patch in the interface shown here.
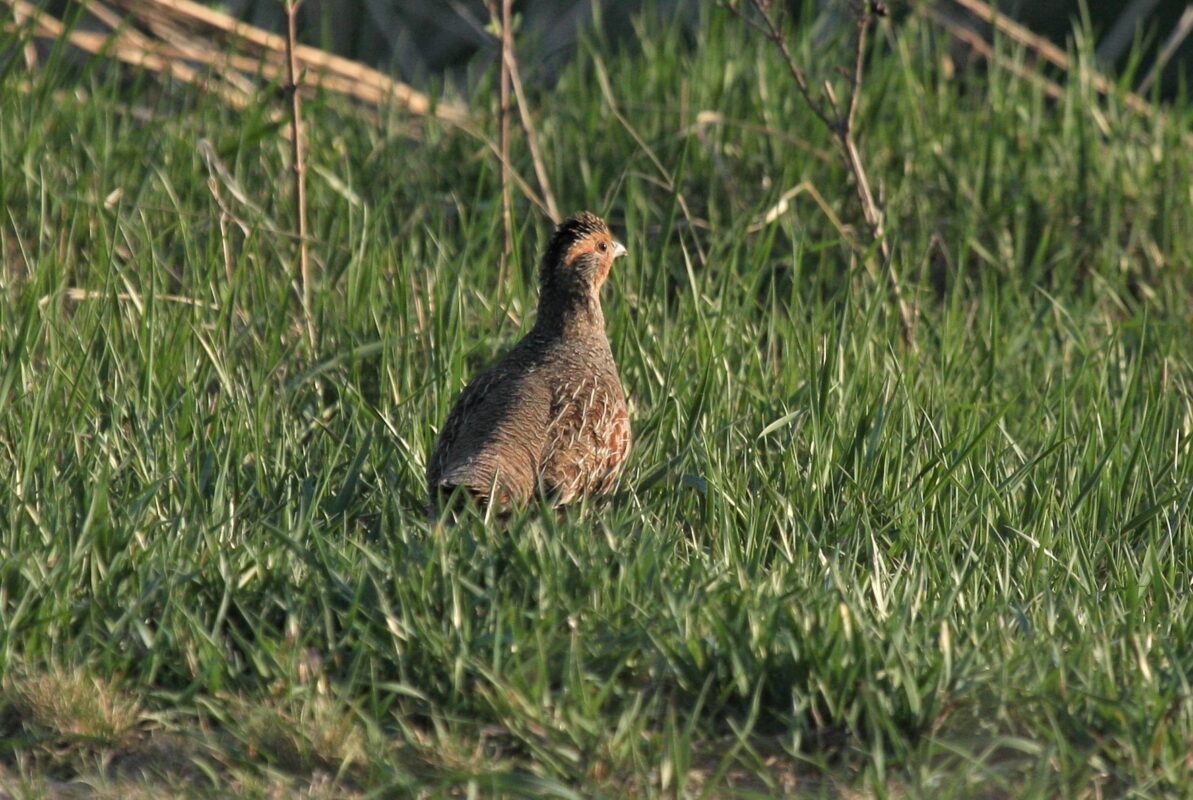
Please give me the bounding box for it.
[562,234,608,268]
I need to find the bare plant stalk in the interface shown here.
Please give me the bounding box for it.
[284,0,315,351]
[11,0,39,70]
[484,0,514,288]
[505,46,560,223]
[921,1,1192,147]
[841,15,885,259]
[733,0,916,346]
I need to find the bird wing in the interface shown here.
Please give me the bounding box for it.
[426,362,552,503]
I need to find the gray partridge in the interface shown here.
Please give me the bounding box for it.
[427,212,631,514]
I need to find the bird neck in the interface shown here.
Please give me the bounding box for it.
[533,288,605,337]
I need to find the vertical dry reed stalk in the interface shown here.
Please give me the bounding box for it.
[284,0,315,351]
[732,0,916,347]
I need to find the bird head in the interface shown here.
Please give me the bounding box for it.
[539,212,627,299]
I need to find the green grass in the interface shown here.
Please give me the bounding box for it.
[2,7,1192,797]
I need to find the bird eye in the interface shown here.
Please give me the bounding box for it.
[598,241,608,253]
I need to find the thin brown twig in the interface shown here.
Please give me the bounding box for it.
[199,141,243,282]
[118,0,468,121]
[748,180,856,244]
[844,12,867,139]
[5,0,465,120]
[198,138,259,236]
[592,56,707,267]
[283,0,315,351]
[746,0,837,132]
[504,41,560,224]
[6,0,254,109]
[465,124,554,217]
[949,0,1074,73]
[484,0,514,288]
[924,6,1063,101]
[840,14,884,256]
[38,289,220,311]
[730,0,916,346]
[690,110,836,163]
[948,0,1156,119]
[10,0,38,70]
[1138,6,1193,95]
[499,0,514,275]
[9,0,568,230]
[925,0,1193,148]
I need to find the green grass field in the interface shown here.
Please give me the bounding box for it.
[2,6,1192,797]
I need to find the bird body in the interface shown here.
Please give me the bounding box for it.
[427,212,630,513]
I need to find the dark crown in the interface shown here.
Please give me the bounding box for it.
[541,212,609,276]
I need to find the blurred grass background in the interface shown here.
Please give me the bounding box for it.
[1,1,1192,797]
[203,0,1193,97]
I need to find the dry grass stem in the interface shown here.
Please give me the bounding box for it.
[485,0,515,288]
[10,0,39,70]
[134,0,466,121]
[38,289,221,311]
[732,0,916,346]
[5,0,254,109]
[748,180,856,246]
[927,0,1193,147]
[283,0,315,352]
[504,45,560,224]
[5,0,571,238]
[593,56,707,267]
[199,139,254,248]
[467,129,553,217]
[924,6,1063,102]
[1,0,467,121]
[948,0,1165,120]
[692,110,835,164]
[1137,6,1193,95]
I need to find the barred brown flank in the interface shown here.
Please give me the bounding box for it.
[427,213,631,516]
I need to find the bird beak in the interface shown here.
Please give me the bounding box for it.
[613,241,627,259]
